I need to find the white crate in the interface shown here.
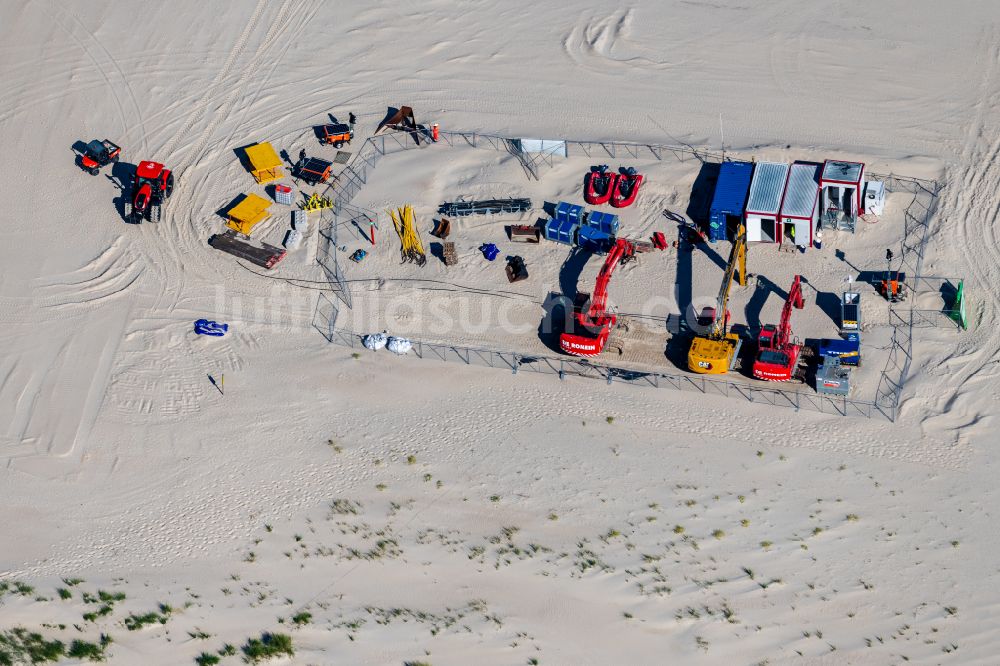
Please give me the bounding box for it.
[275,185,294,206]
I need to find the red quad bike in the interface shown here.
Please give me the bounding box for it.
[584,164,615,206]
[79,139,121,175]
[610,166,644,208]
[125,161,174,223]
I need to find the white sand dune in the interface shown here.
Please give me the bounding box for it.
[1,1,998,664]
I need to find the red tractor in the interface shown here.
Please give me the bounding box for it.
[79,139,121,175]
[125,160,174,223]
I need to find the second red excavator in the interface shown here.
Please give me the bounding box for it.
[559,238,635,357]
[752,274,805,381]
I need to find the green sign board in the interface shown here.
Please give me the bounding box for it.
[951,279,968,330]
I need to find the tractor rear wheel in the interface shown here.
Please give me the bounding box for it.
[164,173,174,199]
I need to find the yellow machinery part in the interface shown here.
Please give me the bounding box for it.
[388,205,426,261]
[300,193,332,211]
[688,332,740,374]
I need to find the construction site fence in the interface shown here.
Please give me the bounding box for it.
[318,128,941,295]
[314,294,891,421]
[313,127,946,423]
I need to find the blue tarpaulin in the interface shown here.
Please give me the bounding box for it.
[480,243,500,261]
[195,319,229,337]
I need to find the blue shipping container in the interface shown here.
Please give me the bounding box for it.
[555,201,585,225]
[544,218,578,245]
[577,226,613,253]
[584,210,620,235]
[708,161,754,242]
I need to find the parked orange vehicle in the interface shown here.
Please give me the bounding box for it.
[79,139,120,175]
[319,123,352,148]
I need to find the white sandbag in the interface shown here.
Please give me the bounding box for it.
[283,229,303,249]
[362,332,387,351]
[386,336,412,355]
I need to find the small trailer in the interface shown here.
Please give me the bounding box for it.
[297,157,333,185]
[319,123,353,147]
[209,231,286,269]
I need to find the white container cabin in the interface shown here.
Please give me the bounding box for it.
[744,161,790,243]
[778,162,822,248]
[820,160,865,232]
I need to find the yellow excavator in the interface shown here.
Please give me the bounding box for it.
[688,224,747,374]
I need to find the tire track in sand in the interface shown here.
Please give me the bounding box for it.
[57,2,149,156]
[49,9,130,149]
[159,0,270,161]
[914,29,1000,434]
[171,0,299,175]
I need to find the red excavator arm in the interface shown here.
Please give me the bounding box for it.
[559,238,634,356]
[752,274,805,381]
[585,238,632,323]
[774,275,804,349]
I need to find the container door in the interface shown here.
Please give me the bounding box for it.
[762,218,776,243]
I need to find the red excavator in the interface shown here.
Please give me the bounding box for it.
[559,238,635,356]
[752,274,805,381]
[125,160,174,223]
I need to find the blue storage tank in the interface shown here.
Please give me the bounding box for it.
[544,218,578,245]
[584,210,620,235]
[708,161,754,242]
[555,201,585,225]
[577,226,613,253]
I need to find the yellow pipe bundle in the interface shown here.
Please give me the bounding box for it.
[387,204,427,266]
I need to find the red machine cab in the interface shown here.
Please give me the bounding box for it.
[125,161,174,223]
